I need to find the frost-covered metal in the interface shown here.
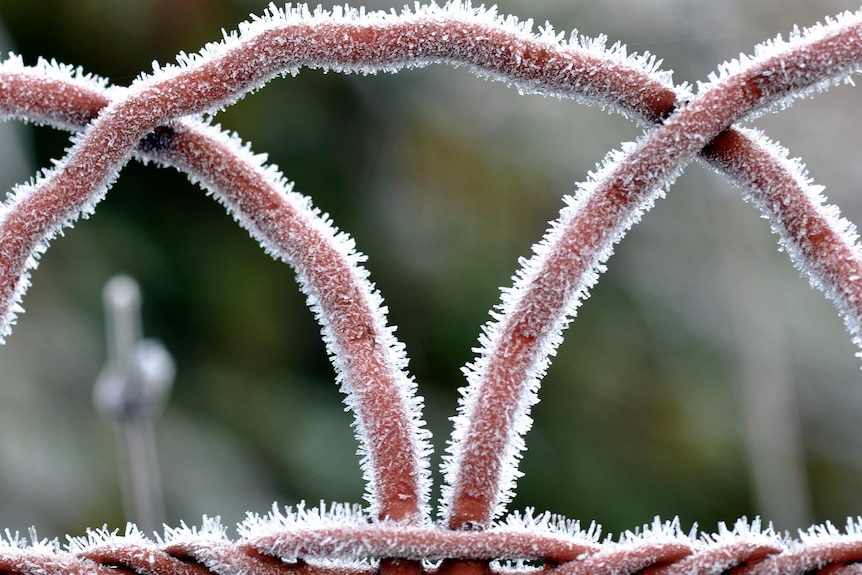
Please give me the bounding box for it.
[1,2,862,574]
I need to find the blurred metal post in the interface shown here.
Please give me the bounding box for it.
[93,275,174,534]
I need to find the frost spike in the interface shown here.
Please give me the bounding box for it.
[164,120,433,523]
[0,64,431,523]
[440,8,862,528]
[2,5,862,572]
[0,2,686,344]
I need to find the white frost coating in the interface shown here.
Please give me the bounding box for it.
[65,522,155,553]
[239,501,371,535]
[613,517,695,545]
[4,513,862,573]
[0,530,26,550]
[127,1,679,122]
[238,501,372,559]
[703,517,780,545]
[166,117,433,521]
[0,135,128,344]
[496,508,602,543]
[158,516,228,546]
[157,518,240,575]
[440,132,684,523]
[700,127,862,356]
[3,3,862,563]
[238,501,600,563]
[0,528,62,555]
[762,520,862,574]
[440,5,862,524]
[663,519,785,575]
[0,49,434,519]
[697,8,862,120]
[0,0,681,486]
[0,55,115,343]
[0,54,109,127]
[797,519,850,543]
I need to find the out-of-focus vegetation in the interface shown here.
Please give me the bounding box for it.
[1,0,862,539]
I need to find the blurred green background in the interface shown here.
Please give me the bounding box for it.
[1,0,862,541]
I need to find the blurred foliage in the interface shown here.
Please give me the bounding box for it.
[0,0,862,542]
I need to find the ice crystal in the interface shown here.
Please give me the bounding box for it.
[3,3,862,573]
[441,129,683,524]
[701,126,862,356]
[699,8,862,121]
[66,523,154,554]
